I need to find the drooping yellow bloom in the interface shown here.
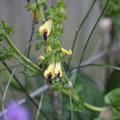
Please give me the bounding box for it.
[44,62,62,80]
[61,48,72,55]
[39,19,53,36]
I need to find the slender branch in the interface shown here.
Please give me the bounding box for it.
[0,64,21,72]
[71,40,120,73]
[1,42,37,73]
[4,34,40,72]
[77,0,110,68]
[1,61,49,120]
[2,66,16,120]
[25,16,35,57]
[68,0,97,66]
[35,94,44,120]
[84,102,104,112]
[70,92,73,120]
[0,84,49,117]
[1,61,38,107]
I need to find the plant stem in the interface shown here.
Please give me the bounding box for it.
[1,42,37,73]
[5,34,40,72]
[68,0,97,66]
[26,19,35,57]
[77,0,110,68]
[84,102,104,112]
[1,61,49,120]
[62,66,104,113]
[70,93,73,120]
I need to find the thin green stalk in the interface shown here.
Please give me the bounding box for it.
[62,87,104,112]
[1,42,37,73]
[14,55,37,73]
[62,66,104,113]
[68,0,97,66]
[35,94,44,120]
[70,93,73,120]
[4,34,40,72]
[84,102,104,112]
[26,19,35,57]
[2,67,16,120]
[72,63,120,71]
[77,0,110,69]
[0,64,21,72]
[1,61,49,120]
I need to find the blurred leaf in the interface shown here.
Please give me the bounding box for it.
[65,101,85,112]
[52,82,63,91]
[94,117,103,120]
[102,0,120,19]
[105,64,120,93]
[35,40,44,50]
[63,71,104,120]
[25,3,37,11]
[21,68,40,77]
[0,49,14,61]
[1,21,14,35]
[105,88,120,111]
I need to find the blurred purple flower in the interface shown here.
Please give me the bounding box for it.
[4,102,29,120]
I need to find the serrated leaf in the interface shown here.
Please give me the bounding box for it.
[0,49,14,61]
[105,88,120,111]
[1,21,14,35]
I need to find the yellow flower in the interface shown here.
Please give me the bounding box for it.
[38,55,45,61]
[39,19,53,37]
[61,48,72,55]
[44,62,62,81]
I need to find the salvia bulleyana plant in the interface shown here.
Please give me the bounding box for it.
[0,0,120,120]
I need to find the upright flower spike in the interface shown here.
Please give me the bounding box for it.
[39,19,53,40]
[5,102,29,120]
[61,48,72,55]
[44,62,62,83]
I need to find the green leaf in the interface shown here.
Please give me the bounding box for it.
[25,3,37,11]
[35,40,44,50]
[65,102,85,112]
[21,68,40,77]
[1,21,14,35]
[52,82,63,91]
[102,0,120,19]
[94,117,103,120]
[105,88,120,111]
[69,71,104,119]
[0,49,14,61]
[105,64,120,93]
